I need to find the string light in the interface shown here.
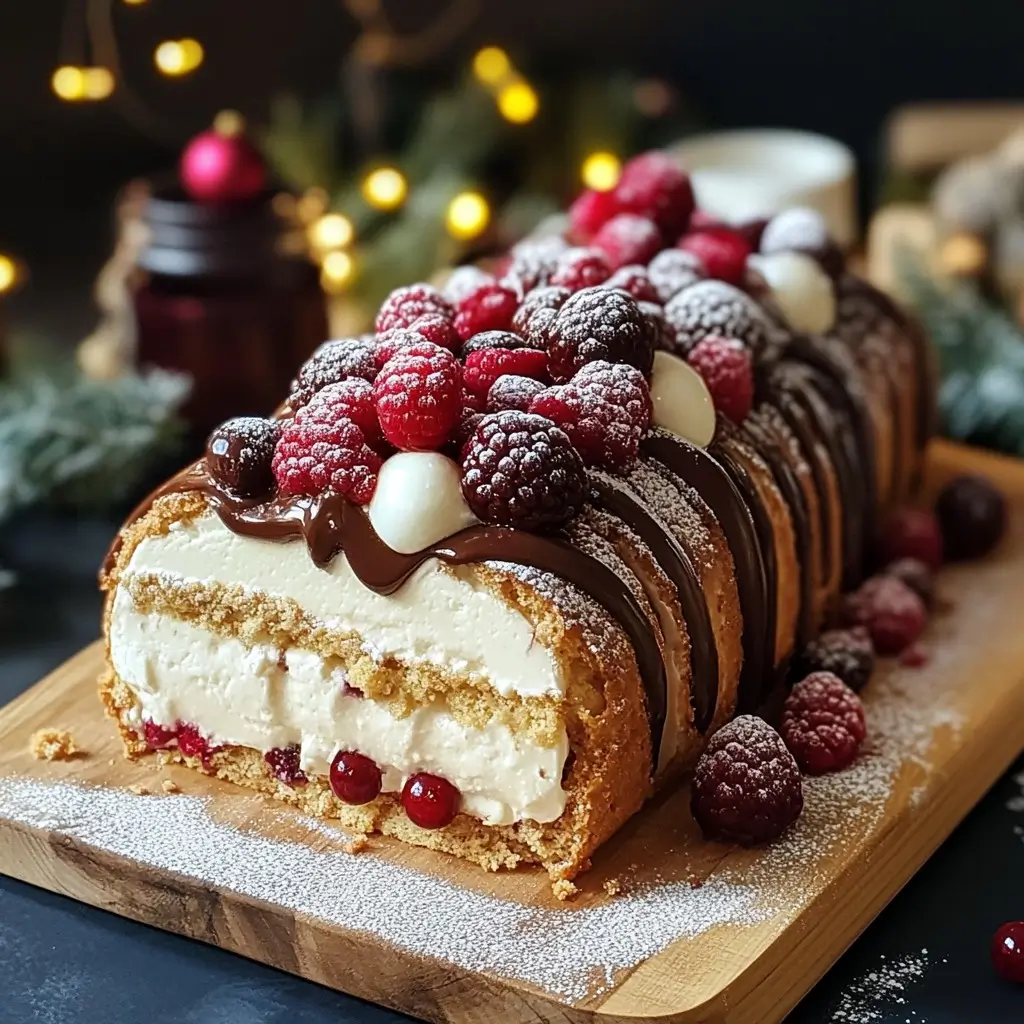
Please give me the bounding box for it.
[83,67,115,100]
[0,255,19,294]
[122,0,148,5]
[497,80,538,124]
[309,213,354,251]
[52,66,85,101]
[296,188,328,224]
[320,250,355,292]
[154,39,204,77]
[472,46,511,86]
[445,191,490,241]
[361,167,407,211]
[581,151,621,192]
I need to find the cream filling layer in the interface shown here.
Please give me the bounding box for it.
[109,592,570,826]
[122,513,564,699]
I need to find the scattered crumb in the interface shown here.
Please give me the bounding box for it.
[343,835,369,855]
[603,878,623,897]
[107,758,116,767]
[161,779,180,794]
[30,729,81,761]
[128,784,151,796]
[552,879,579,902]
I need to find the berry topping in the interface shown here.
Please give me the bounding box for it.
[375,283,453,334]
[899,643,929,668]
[793,627,876,692]
[637,300,672,351]
[329,750,382,805]
[686,335,755,424]
[545,286,655,383]
[879,507,944,571]
[781,671,867,775]
[442,265,495,304]
[663,279,775,358]
[460,410,587,530]
[992,921,1024,984]
[605,265,660,303]
[936,474,1008,561]
[265,745,308,786]
[688,209,726,232]
[568,187,620,241]
[883,557,935,608]
[549,247,612,292]
[373,342,463,451]
[614,151,695,240]
[291,337,379,406]
[677,227,752,286]
[591,214,662,269]
[454,282,519,340]
[759,207,845,278]
[461,329,537,356]
[273,384,384,503]
[374,327,432,366]
[206,416,279,498]
[486,374,547,412]
[405,312,460,352]
[143,719,177,750]
[691,715,804,845]
[511,286,570,347]
[502,236,569,294]
[647,248,706,303]
[460,387,487,414]
[176,723,209,760]
[843,575,927,656]
[401,772,460,829]
[463,347,549,399]
[531,360,652,472]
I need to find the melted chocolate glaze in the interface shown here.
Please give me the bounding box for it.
[590,474,718,734]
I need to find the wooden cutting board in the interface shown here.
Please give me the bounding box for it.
[1,440,1023,1024]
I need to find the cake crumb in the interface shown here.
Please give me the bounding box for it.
[552,879,579,902]
[128,784,151,796]
[603,878,623,897]
[107,758,116,767]
[344,835,369,855]
[161,779,180,794]
[30,729,81,761]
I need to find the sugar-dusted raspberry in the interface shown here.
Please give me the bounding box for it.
[375,283,453,334]
[605,265,659,303]
[687,335,754,424]
[309,376,383,447]
[549,247,612,292]
[793,627,876,692]
[782,671,866,775]
[591,214,662,270]
[460,387,486,415]
[531,360,652,472]
[546,286,655,383]
[460,329,536,356]
[511,286,570,347]
[291,337,378,406]
[568,187,620,241]
[442,265,494,304]
[460,410,586,530]
[637,300,672,351]
[503,236,569,295]
[883,557,935,608]
[265,745,308,786]
[463,346,549,399]
[879,507,944,571]
[487,374,547,413]
[206,416,279,498]
[677,227,752,286]
[402,772,460,829]
[843,575,927,656]
[664,279,775,358]
[454,282,519,340]
[647,248,707,303]
[273,384,384,502]
[375,327,429,366]
[691,715,803,845]
[373,342,463,451]
[688,209,726,232]
[406,311,459,352]
[760,207,845,278]
[455,406,486,448]
[936,474,1008,561]
[614,150,695,240]
[143,719,177,750]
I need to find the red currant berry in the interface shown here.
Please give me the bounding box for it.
[329,750,382,805]
[992,921,1024,984]
[401,772,460,829]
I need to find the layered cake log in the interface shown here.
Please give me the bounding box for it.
[100,152,934,881]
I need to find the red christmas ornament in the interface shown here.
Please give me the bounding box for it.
[179,112,266,204]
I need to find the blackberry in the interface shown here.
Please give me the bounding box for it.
[792,628,876,692]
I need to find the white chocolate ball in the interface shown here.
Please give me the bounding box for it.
[368,452,478,554]
[748,250,836,335]
[649,350,716,448]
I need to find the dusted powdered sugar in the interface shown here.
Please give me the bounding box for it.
[829,950,940,1022]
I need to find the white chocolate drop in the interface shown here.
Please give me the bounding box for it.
[649,350,716,448]
[748,250,836,335]
[368,452,478,554]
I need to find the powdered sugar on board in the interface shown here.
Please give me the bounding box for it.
[829,949,943,1022]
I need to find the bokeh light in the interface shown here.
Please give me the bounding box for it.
[472,46,511,86]
[445,192,491,241]
[52,66,85,101]
[361,167,407,211]
[497,80,539,124]
[310,213,354,251]
[581,151,621,192]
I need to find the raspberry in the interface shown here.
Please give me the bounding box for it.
[406,312,459,352]
[265,745,307,786]
[637,300,672,351]
[781,671,866,775]
[454,282,519,340]
[691,715,803,845]
[177,723,209,759]
[455,407,486,448]
[545,286,655,383]
[677,228,752,286]
[883,557,935,608]
[760,207,844,278]
[549,247,612,292]
[647,248,706,303]
[329,750,382,805]
[843,575,927,656]
[291,337,379,406]
[460,329,536,356]
[460,411,586,530]
[591,214,662,269]
[205,416,279,498]
[530,360,651,472]
[375,327,429,366]
[442,265,494,304]
[568,187,620,241]
[689,209,726,232]
[309,376,383,447]
[605,265,659,303]
[503,236,568,295]
[793,627,876,692]
[613,151,695,239]
[460,387,487,414]
[402,772,460,829]
[936,474,1008,560]
[273,384,384,502]
[143,719,177,750]
[374,342,463,451]
[375,283,453,334]
[464,347,548,399]
[879,508,944,571]
[664,279,775,358]
[687,336,754,424]
[487,374,547,412]
[511,286,570,347]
